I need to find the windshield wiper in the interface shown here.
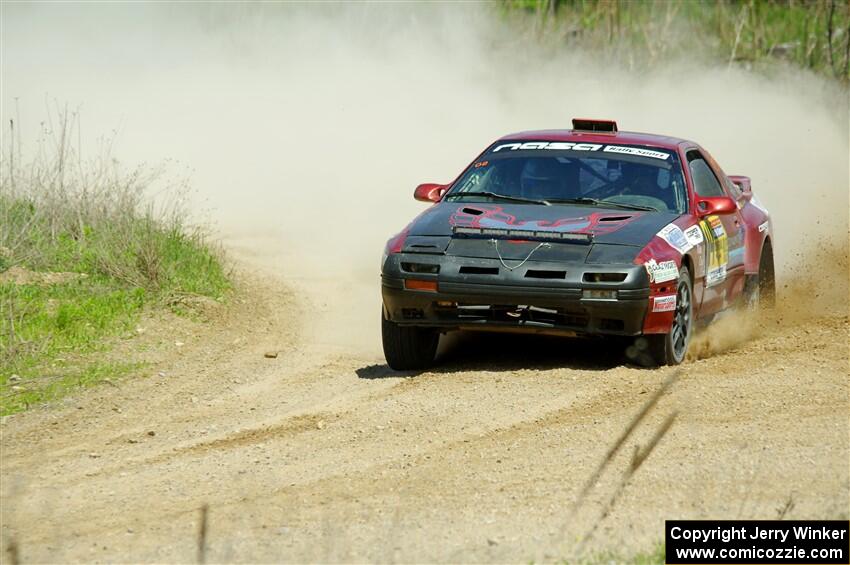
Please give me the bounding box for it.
[445,191,551,206]
[545,197,657,212]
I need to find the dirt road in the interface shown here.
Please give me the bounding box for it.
[1,250,848,563]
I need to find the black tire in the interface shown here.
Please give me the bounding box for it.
[740,239,777,313]
[649,266,693,366]
[758,240,776,309]
[381,309,439,370]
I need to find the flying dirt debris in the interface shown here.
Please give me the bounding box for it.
[1,2,848,564]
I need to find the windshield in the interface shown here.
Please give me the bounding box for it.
[447,141,688,213]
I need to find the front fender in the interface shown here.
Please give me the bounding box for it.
[634,217,705,334]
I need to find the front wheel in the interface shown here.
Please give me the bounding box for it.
[650,266,693,366]
[381,309,439,370]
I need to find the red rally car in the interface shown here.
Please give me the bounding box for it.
[380,119,775,369]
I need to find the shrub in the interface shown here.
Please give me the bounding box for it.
[0,108,231,414]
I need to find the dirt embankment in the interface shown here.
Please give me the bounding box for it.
[1,242,847,563]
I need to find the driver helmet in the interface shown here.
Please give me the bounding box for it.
[622,162,659,196]
[520,158,562,198]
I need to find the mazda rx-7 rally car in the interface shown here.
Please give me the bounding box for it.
[380,119,774,369]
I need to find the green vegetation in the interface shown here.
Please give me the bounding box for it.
[503,0,850,81]
[558,543,665,564]
[0,112,230,415]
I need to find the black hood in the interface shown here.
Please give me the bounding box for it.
[409,202,680,246]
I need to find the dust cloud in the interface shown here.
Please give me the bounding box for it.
[3,3,848,355]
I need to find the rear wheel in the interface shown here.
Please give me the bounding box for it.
[758,240,776,309]
[742,240,776,311]
[381,309,439,370]
[650,266,693,366]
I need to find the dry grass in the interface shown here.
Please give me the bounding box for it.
[1,107,229,296]
[0,106,231,414]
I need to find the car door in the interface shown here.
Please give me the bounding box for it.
[685,149,745,314]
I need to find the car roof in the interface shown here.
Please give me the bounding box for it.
[497,129,693,151]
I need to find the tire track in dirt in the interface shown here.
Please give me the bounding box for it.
[1,256,847,563]
[0,361,669,556]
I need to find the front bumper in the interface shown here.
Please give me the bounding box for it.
[381,253,651,336]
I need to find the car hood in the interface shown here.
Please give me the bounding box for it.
[409,202,679,246]
[401,202,681,265]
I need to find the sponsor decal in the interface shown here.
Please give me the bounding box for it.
[758,220,769,233]
[492,141,603,153]
[708,215,725,238]
[652,294,677,312]
[490,142,670,160]
[602,145,670,160]
[684,224,704,247]
[657,223,692,254]
[473,160,489,168]
[706,264,727,286]
[699,215,728,287]
[645,259,679,284]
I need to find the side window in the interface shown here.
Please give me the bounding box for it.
[686,150,725,197]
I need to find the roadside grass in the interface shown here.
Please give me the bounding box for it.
[1,278,146,415]
[0,110,230,415]
[536,543,665,565]
[502,0,850,82]
[574,543,666,565]
[578,543,665,565]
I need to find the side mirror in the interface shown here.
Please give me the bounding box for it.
[414,183,446,203]
[728,175,752,201]
[697,196,737,217]
[728,175,751,192]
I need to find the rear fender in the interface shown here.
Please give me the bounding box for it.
[739,194,771,275]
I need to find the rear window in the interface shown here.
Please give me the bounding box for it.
[448,141,688,213]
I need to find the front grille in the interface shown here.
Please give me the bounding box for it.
[525,269,566,279]
[434,303,589,329]
[459,266,499,275]
[599,318,625,331]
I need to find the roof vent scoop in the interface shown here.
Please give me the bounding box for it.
[572,118,618,133]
